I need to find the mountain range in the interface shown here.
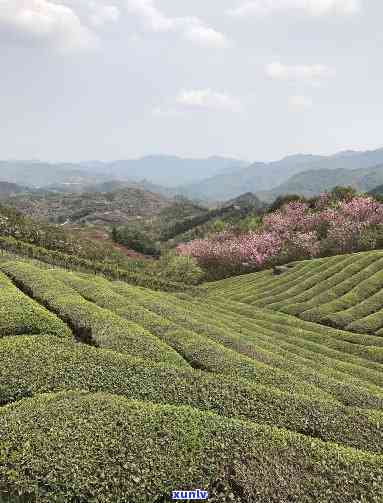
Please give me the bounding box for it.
[177,148,383,201]
[0,156,247,189]
[2,148,383,204]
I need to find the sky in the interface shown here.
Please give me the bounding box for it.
[0,0,382,162]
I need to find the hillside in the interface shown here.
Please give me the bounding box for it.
[258,164,383,201]
[0,181,28,198]
[178,147,383,201]
[369,184,383,197]
[4,187,173,225]
[110,192,264,257]
[160,192,264,244]
[207,250,383,336]
[0,251,383,501]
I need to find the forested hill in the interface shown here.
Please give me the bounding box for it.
[3,187,173,225]
[257,164,383,202]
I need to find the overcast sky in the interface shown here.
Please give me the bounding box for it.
[0,0,382,162]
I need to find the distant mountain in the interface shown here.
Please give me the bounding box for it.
[3,149,383,203]
[88,156,248,187]
[257,164,383,202]
[178,148,383,201]
[0,156,248,190]
[0,161,107,187]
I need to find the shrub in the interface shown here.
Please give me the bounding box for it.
[159,255,204,285]
[2,335,383,453]
[208,298,383,365]
[1,391,383,502]
[0,236,201,294]
[120,288,383,409]
[0,272,70,339]
[47,270,328,399]
[0,261,187,368]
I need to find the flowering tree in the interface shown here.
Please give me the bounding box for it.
[177,195,383,278]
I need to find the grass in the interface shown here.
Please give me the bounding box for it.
[1,250,383,501]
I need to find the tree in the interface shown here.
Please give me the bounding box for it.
[330,186,358,202]
[161,255,204,285]
[111,226,119,242]
[268,194,305,213]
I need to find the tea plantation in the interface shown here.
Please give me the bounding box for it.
[1,252,383,501]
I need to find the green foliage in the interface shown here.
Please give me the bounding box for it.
[47,269,329,399]
[0,271,70,339]
[112,226,160,256]
[208,249,383,338]
[236,214,262,233]
[268,194,306,213]
[1,391,383,502]
[117,284,383,409]
[1,248,383,501]
[3,335,383,453]
[159,255,204,285]
[0,204,130,265]
[0,261,187,367]
[0,235,201,293]
[161,195,264,244]
[329,185,358,202]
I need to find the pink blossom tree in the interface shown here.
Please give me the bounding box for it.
[176,195,383,278]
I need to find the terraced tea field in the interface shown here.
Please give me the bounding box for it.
[1,252,383,502]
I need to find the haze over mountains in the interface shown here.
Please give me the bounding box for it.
[0,156,247,190]
[2,147,383,204]
[178,147,383,201]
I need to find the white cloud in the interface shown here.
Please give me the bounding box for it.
[126,0,230,48]
[266,62,335,81]
[183,25,229,49]
[289,95,313,108]
[88,3,120,27]
[227,0,361,17]
[127,0,175,32]
[176,89,242,112]
[0,0,98,51]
